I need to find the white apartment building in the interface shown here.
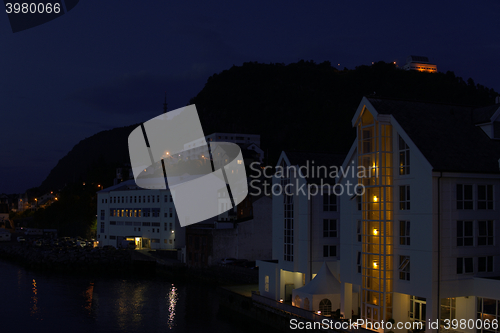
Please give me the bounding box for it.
[338,97,500,332]
[258,151,345,308]
[258,96,500,333]
[96,179,185,251]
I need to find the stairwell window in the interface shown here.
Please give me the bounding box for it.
[457,184,473,209]
[399,135,410,175]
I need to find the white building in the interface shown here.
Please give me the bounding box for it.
[96,178,185,252]
[258,151,345,310]
[337,97,500,332]
[403,55,437,73]
[258,96,500,332]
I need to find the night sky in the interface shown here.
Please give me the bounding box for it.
[1,0,499,194]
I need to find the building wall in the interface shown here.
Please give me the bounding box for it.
[97,187,185,250]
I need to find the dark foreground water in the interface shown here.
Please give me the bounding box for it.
[0,259,256,333]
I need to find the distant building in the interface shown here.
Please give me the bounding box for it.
[96,178,186,256]
[403,55,437,73]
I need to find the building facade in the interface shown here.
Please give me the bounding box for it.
[258,151,345,305]
[96,179,185,253]
[338,97,500,332]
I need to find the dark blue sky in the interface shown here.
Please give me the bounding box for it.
[1,0,499,194]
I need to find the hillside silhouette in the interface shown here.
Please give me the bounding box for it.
[39,60,498,194]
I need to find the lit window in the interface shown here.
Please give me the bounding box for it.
[399,135,410,175]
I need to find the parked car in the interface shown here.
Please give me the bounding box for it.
[17,236,26,243]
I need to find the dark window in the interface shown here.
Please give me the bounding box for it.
[478,220,494,246]
[323,219,337,237]
[478,185,494,210]
[457,184,473,210]
[399,255,410,280]
[323,245,336,257]
[399,185,410,210]
[323,193,337,211]
[457,221,473,246]
[457,257,473,274]
[400,221,410,245]
[478,256,493,272]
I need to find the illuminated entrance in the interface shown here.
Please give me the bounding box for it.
[357,107,393,324]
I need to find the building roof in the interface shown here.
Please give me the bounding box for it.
[368,97,500,174]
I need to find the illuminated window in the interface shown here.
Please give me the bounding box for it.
[399,256,410,280]
[400,221,410,245]
[399,135,410,175]
[457,184,473,209]
[319,299,332,316]
[457,221,473,246]
[265,275,269,292]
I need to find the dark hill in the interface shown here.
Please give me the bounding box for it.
[39,61,498,193]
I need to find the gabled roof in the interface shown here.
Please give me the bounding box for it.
[293,262,341,295]
[367,97,500,174]
[283,151,346,184]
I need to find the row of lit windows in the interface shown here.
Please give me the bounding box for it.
[108,208,174,218]
[107,236,173,244]
[101,194,174,204]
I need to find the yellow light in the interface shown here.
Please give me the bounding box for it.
[280,299,283,303]
[201,155,204,158]
[373,262,378,268]
[373,229,378,235]
[171,230,174,234]
[373,195,378,202]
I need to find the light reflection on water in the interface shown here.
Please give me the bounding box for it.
[0,259,255,333]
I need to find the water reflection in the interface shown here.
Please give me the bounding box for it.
[31,278,38,315]
[167,284,178,329]
[83,282,94,314]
